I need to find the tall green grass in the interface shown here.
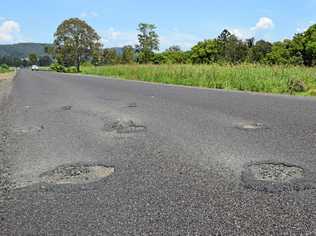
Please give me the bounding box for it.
[81,64,316,96]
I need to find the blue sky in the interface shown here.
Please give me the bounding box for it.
[0,0,316,50]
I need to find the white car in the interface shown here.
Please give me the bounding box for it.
[31,65,39,71]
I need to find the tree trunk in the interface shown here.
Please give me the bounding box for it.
[76,56,80,73]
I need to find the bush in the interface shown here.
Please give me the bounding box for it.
[65,66,77,73]
[0,64,10,70]
[50,63,66,72]
[287,78,307,94]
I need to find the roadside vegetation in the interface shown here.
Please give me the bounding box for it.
[0,64,11,74]
[11,17,315,96]
[81,64,316,96]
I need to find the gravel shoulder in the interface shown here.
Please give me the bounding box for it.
[0,71,15,195]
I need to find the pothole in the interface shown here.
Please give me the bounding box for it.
[104,120,147,134]
[249,163,304,182]
[127,103,137,108]
[40,164,114,185]
[14,125,44,135]
[236,122,266,130]
[61,105,72,111]
[241,161,315,192]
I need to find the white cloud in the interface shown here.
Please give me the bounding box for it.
[80,11,99,19]
[229,17,274,40]
[101,27,138,47]
[251,17,274,30]
[0,20,21,43]
[229,28,252,40]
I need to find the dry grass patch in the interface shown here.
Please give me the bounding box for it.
[0,72,15,81]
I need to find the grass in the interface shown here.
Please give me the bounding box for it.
[0,67,11,74]
[81,64,316,96]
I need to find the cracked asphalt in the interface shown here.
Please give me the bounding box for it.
[0,69,316,235]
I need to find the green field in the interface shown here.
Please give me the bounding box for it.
[81,64,316,96]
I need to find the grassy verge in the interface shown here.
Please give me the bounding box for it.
[0,68,11,74]
[81,64,316,96]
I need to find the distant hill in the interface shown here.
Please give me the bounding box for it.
[0,43,125,58]
[0,43,52,58]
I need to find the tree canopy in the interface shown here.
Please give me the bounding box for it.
[53,18,102,72]
[136,23,159,64]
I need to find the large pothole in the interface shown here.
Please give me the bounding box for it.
[249,163,304,182]
[40,164,114,185]
[241,161,315,192]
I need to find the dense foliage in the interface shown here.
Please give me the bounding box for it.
[82,23,316,67]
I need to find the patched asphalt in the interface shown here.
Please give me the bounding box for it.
[0,70,316,235]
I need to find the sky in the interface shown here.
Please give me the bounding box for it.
[0,0,316,50]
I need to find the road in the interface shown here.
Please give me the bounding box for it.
[1,70,316,235]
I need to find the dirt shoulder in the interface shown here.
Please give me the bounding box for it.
[0,71,15,195]
[0,72,15,98]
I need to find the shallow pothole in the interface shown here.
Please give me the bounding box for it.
[127,103,137,108]
[14,125,44,135]
[61,105,72,111]
[104,120,147,134]
[241,161,314,192]
[236,122,266,130]
[40,164,114,185]
[249,163,304,182]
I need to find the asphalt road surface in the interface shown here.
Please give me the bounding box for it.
[1,70,316,235]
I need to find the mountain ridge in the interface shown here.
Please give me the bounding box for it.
[0,43,52,58]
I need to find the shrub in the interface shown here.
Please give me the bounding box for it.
[287,78,307,94]
[50,63,66,72]
[65,66,77,73]
[0,64,10,70]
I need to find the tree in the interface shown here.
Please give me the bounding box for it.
[223,34,248,63]
[166,45,182,52]
[39,56,53,66]
[21,59,29,67]
[136,23,159,63]
[91,48,103,66]
[102,48,120,65]
[153,51,190,64]
[248,40,272,63]
[53,18,102,72]
[216,30,248,63]
[265,40,304,65]
[121,45,135,64]
[246,38,255,48]
[299,25,316,66]
[29,54,38,65]
[191,39,220,64]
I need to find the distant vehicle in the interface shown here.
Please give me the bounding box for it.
[31,65,39,71]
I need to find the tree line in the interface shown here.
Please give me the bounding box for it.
[4,18,316,71]
[0,54,52,67]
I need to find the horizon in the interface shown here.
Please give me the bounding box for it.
[1,1,316,50]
